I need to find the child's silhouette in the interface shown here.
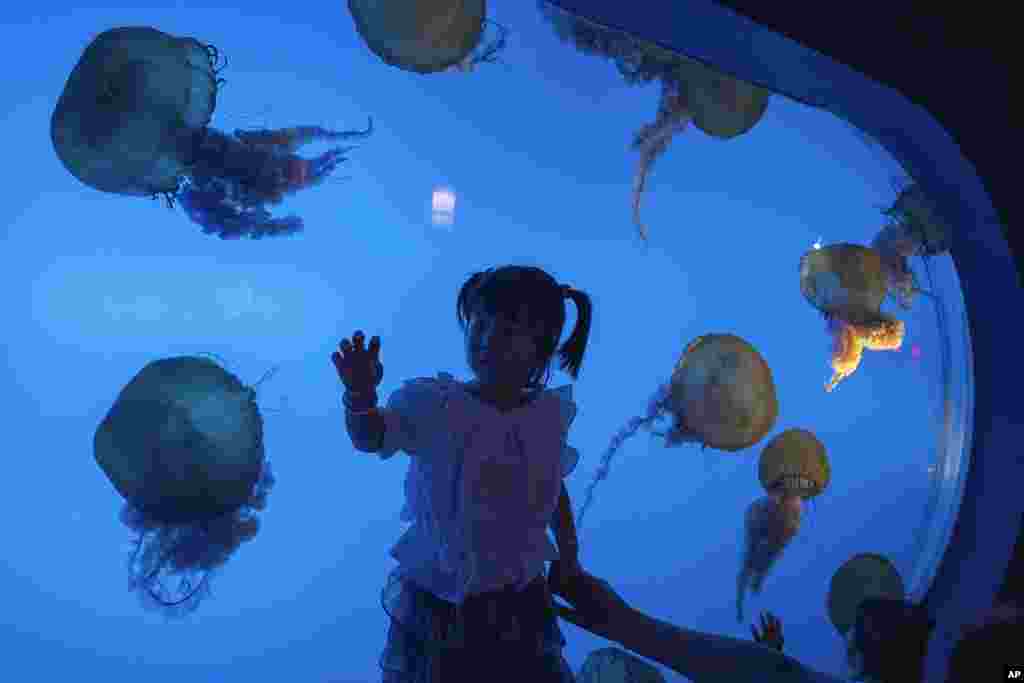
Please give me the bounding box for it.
[331,265,594,682]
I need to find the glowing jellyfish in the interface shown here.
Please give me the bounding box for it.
[736,428,830,621]
[93,356,275,616]
[348,0,507,74]
[824,311,905,392]
[51,26,372,239]
[431,185,456,227]
[576,333,778,529]
[799,243,905,391]
[827,553,906,636]
[578,647,666,683]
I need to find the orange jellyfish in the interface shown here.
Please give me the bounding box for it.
[631,59,769,241]
[799,243,905,391]
[826,553,906,638]
[576,333,778,529]
[736,428,830,621]
[94,356,275,616]
[348,0,507,74]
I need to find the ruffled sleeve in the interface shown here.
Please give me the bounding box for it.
[551,385,580,478]
[378,377,446,460]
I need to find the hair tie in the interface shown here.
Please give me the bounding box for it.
[560,284,572,297]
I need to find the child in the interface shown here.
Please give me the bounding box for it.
[331,265,593,683]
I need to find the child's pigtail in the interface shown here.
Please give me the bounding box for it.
[558,285,593,379]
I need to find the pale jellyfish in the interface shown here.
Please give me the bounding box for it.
[93,356,275,616]
[576,333,778,530]
[431,185,456,227]
[348,0,506,75]
[737,428,830,621]
[577,647,666,683]
[826,553,906,638]
[799,243,905,391]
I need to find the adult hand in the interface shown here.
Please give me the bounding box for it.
[751,611,785,652]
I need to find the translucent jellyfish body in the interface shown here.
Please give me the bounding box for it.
[578,647,666,683]
[737,428,830,621]
[576,333,778,529]
[348,0,505,74]
[51,26,371,238]
[93,356,275,616]
[800,243,905,391]
[827,553,906,636]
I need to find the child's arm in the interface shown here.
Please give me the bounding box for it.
[551,482,580,568]
[346,405,386,453]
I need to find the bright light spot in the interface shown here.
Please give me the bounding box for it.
[431,186,456,227]
[812,236,823,250]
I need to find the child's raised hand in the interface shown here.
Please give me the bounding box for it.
[331,330,383,393]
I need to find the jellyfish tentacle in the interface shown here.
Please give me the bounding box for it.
[234,117,373,154]
[631,86,691,241]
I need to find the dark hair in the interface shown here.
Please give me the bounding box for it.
[456,265,593,389]
[947,607,1024,682]
[853,598,935,683]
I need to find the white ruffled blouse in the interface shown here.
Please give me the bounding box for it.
[378,372,580,605]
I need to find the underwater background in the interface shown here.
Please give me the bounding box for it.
[0,0,971,680]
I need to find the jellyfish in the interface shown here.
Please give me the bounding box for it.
[870,222,920,308]
[799,243,905,391]
[93,356,275,616]
[348,0,507,75]
[826,553,906,637]
[736,428,830,621]
[576,333,778,530]
[630,60,769,241]
[577,647,666,683]
[51,26,372,240]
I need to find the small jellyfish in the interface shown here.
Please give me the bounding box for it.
[826,553,906,637]
[93,356,275,616]
[799,243,905,391]
[737,428,830,621]
[576,333,778,529]
[578,647,666,683]
[51,26,372,239]
[348,0,507,74]
[870,223,920,308]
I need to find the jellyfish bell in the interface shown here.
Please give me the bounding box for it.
[94,355,275,616]
[51,26,220,198]
[663,333,779,452]
[758,427,831,502]
[799,243,888,326]
[885,182,952,256]
[348,0,504,74]
[682,59,770,140]
[827,553,906,637]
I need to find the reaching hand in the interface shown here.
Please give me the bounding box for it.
[331,330,383,394]
[751,611,784,652]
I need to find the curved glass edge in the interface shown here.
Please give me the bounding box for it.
[549,1,1022,681]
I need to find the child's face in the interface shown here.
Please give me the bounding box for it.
[465,305,544,390]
